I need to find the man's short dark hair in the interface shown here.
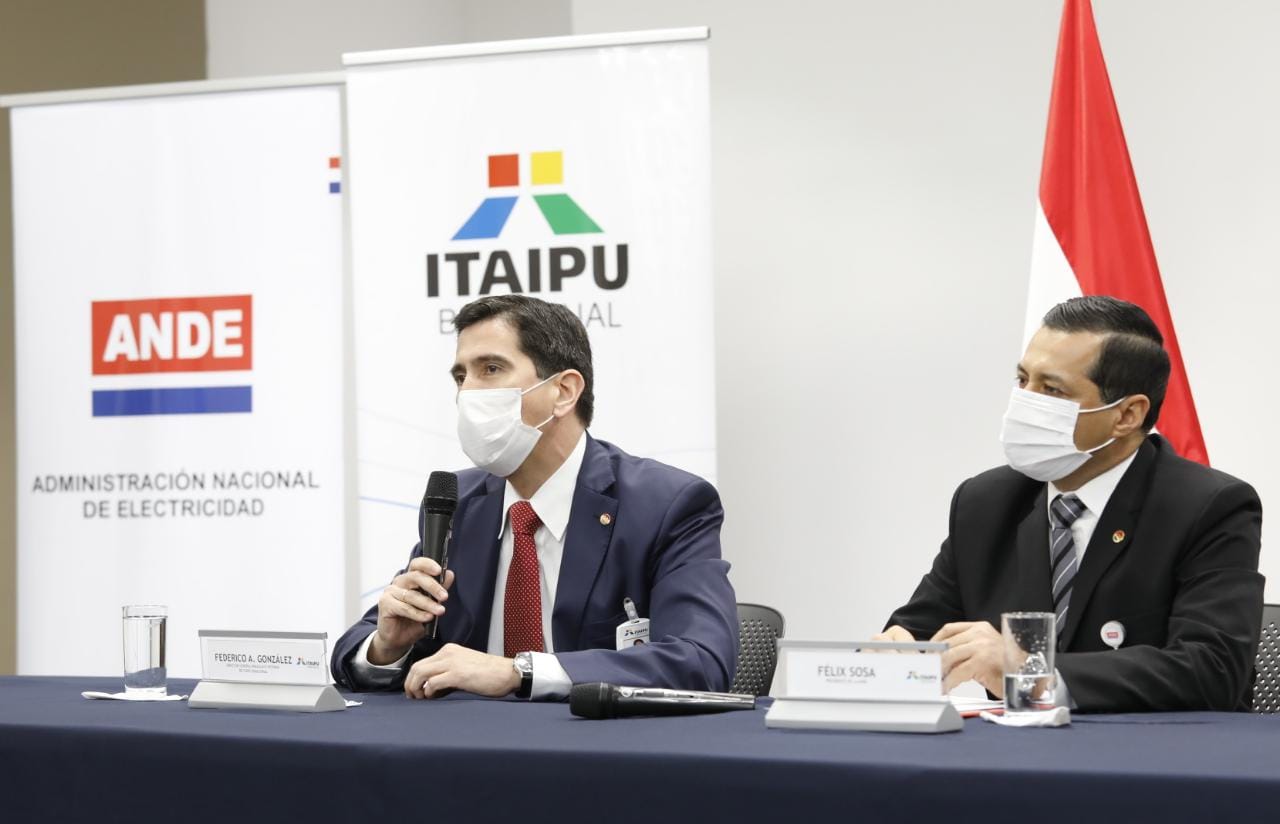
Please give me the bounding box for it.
[1041,295,1170,431]
[453,295,594,427]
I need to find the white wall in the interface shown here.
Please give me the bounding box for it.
[206,0,571,77]
[206,0,1280,643]
[573,0,1058,641]
[575,0,1280,640]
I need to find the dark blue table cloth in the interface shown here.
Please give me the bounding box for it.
[2,676,1280,823]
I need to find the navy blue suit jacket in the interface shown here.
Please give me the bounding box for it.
[332,436,739,693]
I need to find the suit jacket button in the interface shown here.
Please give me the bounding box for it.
[600,513,613,526]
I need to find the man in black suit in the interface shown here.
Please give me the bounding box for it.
[879,296,1263,712]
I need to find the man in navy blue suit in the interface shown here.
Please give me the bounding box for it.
[332,295,738,700]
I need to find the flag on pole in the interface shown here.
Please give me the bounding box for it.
[1025,0,1208,464]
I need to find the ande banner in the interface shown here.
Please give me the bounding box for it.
[9,81,347,677]
[343,30,717,607]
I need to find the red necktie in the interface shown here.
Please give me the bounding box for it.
[504,501,545,657]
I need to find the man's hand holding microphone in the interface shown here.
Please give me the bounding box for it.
[366,470,523,700]
[367,557,454,665]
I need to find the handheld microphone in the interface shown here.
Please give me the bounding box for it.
[420,471,458,568]
[569,682,757,719]
[419,471,457,639]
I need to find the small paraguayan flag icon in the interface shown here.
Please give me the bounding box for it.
[328,155,341,193]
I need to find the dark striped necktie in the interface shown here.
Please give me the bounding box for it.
[1049,493,1087,647]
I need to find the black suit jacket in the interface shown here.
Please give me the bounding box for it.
[888,435,1264,712]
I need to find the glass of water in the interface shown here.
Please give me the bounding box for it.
[1001,611,1056,715]
[122,605,168,695]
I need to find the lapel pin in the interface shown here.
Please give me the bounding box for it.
[1112,530,1126,544]
[599,513,612,526]
[1100,620,1126,650]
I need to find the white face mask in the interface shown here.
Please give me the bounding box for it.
[1000,387,1125,483]
[456,372,561,477]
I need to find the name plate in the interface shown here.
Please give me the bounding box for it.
[198,630,330,686]
[775,640,947,702]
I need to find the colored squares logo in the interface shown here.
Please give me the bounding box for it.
[454,196,518,241]
[452,150,601,240]
[531,151,563,185]
[489,154,518,187]
[533,194,600,234]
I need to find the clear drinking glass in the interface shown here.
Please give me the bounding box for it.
[1002,611,1056,715]
[122,605,168,695]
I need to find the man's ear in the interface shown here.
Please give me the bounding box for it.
[1114,394,1151,437]
[553,370,585,417]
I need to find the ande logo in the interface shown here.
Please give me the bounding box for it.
[426,151,627,332]
[90,294,253,417]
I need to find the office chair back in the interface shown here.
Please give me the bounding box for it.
[1253,604,1280,713]
[731,603,785,697]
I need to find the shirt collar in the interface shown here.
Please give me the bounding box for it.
[1048,446,1140,519]
[499,432,587,543]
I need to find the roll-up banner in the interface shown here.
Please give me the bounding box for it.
[343,29,716,608]
[7,79,348,677]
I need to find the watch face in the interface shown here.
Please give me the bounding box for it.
[514,653,534,698]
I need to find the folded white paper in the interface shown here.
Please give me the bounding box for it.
[81,691,188,702]
[980,707,1071,727]
[950,696,1004,714]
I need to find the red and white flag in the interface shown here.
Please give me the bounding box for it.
[1026,0,1208,464]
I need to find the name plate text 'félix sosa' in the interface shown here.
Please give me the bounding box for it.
[766,641,961,733]
[779,640,946,701]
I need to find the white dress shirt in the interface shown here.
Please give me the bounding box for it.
[1044,446,1139,707]
[1047,447,1139,564]
[350,433,586,700]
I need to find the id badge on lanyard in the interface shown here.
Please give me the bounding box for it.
[616,597,650,649]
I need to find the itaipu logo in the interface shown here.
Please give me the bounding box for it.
[90,295,253,417]
[453,151,602,240]
[426,151,628,330]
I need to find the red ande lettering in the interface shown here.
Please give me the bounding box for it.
[91,295,253,375]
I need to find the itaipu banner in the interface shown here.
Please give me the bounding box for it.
[10,84,347,677]
[343,30,716,607]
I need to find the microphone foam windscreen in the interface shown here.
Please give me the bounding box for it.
[569,682,611,719]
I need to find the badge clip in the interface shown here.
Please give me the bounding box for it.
[616,597,650,649]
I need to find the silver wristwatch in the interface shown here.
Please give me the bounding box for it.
[512,651,534,699]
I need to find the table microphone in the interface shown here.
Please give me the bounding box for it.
[570,682,757,719]
[419,471,457,640]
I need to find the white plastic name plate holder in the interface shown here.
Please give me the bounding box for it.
[188,630,347,712]
[765,640,962,733]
